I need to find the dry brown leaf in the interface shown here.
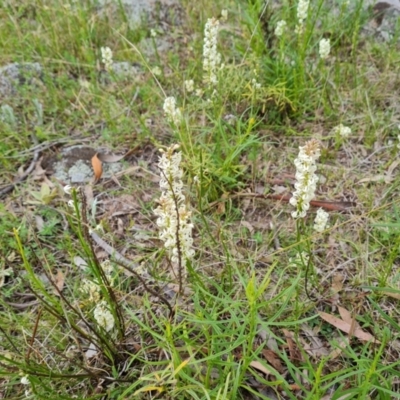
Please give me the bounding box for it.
[301,324,329,357]
[249,360,272,376]
[329,338,349,360]
[91,153,103,183]
[97,153,125,163]
[261,349,284,373]
[337,306,361,329]
[84,184,94,207]
[53,269,65,295]
[318,312,380,343]
[386,159,400,180]
[241,220,254,234]
[282,329,303,362]
[331,273,344,292]
[382,290,400,300]
[358,175,386,184]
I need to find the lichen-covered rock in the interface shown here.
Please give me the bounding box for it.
[0,62,43,99]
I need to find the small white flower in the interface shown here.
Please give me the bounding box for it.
[290,139,321,219]
[289,251,309,266]
[184,79,194,93]
[319,38,331,59]
[163,97,182,126]
[81,279,101,303]
[68,199,75,208]
[100,46,113,71]
[101,260,115,285]
[0,266,12,288]
[195,89,203,97]
[221,9,228,21]
[275,20,287,37]
[314,208,329,232]
[21,376,30,385]
[150,29,157,38]
[152,66,162,76]
[251,78,261,89]
[93,301,114,332]
[333,124,351,138]
[63,185,72,195]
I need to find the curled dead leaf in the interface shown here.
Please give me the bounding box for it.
[91,153,103,183]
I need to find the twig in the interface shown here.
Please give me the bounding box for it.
[89,231,174,318]
[26,308,42,364]
[228,192,356,212]
[89,231,140,272]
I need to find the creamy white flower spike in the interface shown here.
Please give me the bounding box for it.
[100,46,113,71]
[332,124,351,138]
[154,145,194,270]
[93,301,114,332]
[163,97,182,126]
[203,17,222,85]
[319,38,331,59]
[297,0,309,23]
[314,208,329,232]
[296,0,309,33]
[275,20,287,37]
[290,139,321,219]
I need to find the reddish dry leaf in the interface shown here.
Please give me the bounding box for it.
[318,311,380,343]
[282,329,303,362]
[91,153,103,183]
[261,349,284,373]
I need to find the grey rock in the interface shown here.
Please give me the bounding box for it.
[96,0,185,30]
[0,62,43,98]
[50,145,124,184]
[111,62,142,78]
